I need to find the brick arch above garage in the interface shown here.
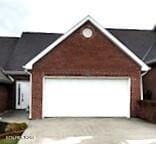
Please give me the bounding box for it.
[33,21,141,74]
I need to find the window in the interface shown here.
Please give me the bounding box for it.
[82,28,93,38]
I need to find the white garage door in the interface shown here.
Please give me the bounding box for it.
[43,77,130,118]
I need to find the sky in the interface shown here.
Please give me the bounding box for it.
[0,0,156,36]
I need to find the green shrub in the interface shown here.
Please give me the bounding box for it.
[0,139,18,144]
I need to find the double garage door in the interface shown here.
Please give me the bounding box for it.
[43,77,130,118]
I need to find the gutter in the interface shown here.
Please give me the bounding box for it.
[4,70,28,75]
[141,71,149,77]
[141,65,151,76]
[0,69,14,84]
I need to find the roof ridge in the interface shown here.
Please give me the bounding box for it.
[22,32,63,35]
[0,36,19,39]
[143,42,156,61]
[107,28,153,32]
[142,44,154,60]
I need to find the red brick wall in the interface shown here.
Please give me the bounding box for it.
[32,22,141,119]
[137,100,156,123]
[0,84,10,113]
[143,63,156,100]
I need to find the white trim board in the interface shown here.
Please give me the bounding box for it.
[44,76,130,80]
[23,15,150,71]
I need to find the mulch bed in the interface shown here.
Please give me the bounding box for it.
[0,121,27,139]
[0,122,8,134]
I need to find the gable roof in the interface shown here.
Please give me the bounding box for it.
[5,32,62,71]
[108,29,156,64]
[0,37,18,68]
[23,16,150,71]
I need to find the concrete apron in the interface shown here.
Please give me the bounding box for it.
[18,118,156,144]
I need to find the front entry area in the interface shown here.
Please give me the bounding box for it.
[42,77,130,118]
[16,81,30,110]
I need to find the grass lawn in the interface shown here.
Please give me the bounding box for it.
[0,139,19,144]
[0,121,28,144]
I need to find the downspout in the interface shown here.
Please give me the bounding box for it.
[24,69,32,119]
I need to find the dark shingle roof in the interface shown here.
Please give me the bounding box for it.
[0,29,156,72]
[143,42,156,64]
[5,32,62,71]
[0,37,19,68]
[108,29,156,63]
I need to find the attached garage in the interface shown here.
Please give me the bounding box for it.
[43,77,130,118]
[24,16,149,119]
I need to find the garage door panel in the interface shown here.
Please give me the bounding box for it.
[43,78,130,117]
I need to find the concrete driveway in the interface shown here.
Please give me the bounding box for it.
[18,118,156,144]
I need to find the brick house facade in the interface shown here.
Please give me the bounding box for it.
[31,21,143,119]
